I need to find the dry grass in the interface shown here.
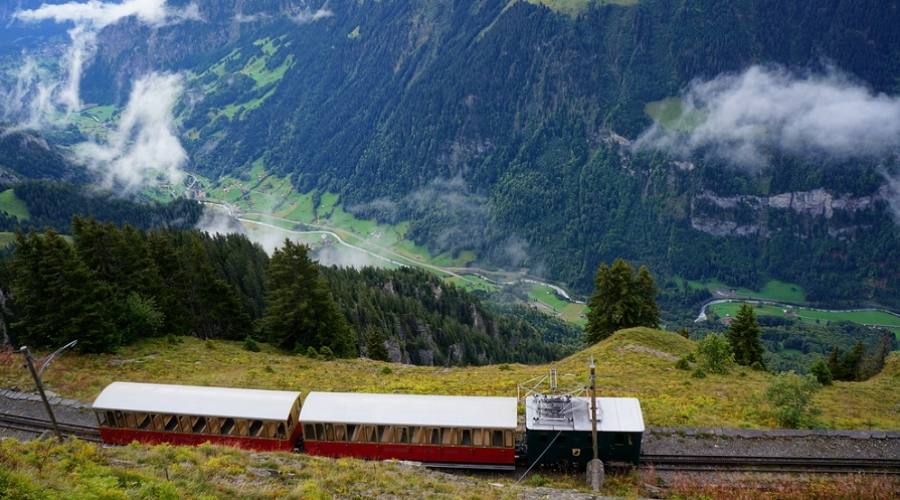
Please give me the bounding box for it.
[664,472,900,500]
[1,328,898,429]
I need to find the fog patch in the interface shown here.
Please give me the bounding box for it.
[74,72,186,190]
[313,244,383,269]
[635,65,900,168]
[291,6,332,24]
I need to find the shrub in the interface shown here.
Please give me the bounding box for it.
[696,333,733,374]
[766,371,820,428]
[243,337,260,352]
[810,358,833,385]
[305,346,319,359]
[675,357,691,370]
[319,346,335,360]
[691,368,707,378]
[498,364,511,371]
[380,366,393,375]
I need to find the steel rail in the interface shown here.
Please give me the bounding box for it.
[641,454,900,474]
[0,412,101,442]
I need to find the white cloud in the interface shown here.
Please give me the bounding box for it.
[291,7,332,24]
[75,72,187,190]
[635,65,900,167]
[12,0,199,116]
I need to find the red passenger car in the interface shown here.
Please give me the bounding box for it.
[92,382,302,452]
[299,392,518,469]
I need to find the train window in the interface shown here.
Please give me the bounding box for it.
[442,429,455,445]
[366,426,377,442]
[164,415,179,432]
[193,417,207,433]
[324,424,335,441]
[461,429,472,446]
[124,413,137,428]
[492,430,504,447]
[287,415,293,428]
[249,420,263,437]
[221,418,235,435]
[378,426,390,443]
[315,423,324,440]
[137,414,151,430]
[504,430,514,448]
[346,425,357,441]
[334,424,347,441]
[431,428,441,445]
[398,427,409,444]
[276,423,286,439]
[105,411,116,427]
[114,411,126,428]
[304,424,316,440]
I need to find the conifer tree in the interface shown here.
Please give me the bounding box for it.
[585,259,659,343]
[261,240,355,357]
[725,304,766,369]
[365,325,390,361]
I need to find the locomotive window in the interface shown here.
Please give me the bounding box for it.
[461,429,472,446]
[431,428,441,445]
[193,417,207,433]
[304,424,316,440]
[164,415,179,432]
[249,420,263,437]
[492,430,504,447]
[221,418,235,435]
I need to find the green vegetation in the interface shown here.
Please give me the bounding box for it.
[709,302,900,336]
[1,327,897,429]
[766,372,821,428]
[686,278,806,303]
[0,189,31,220]
[0,232,14,248]
[585,260,659,343]
[644,97,705,131]
[726,304,766,369]
[262,240,355,357]
[0,439,519,499]
[526,0,638,17]
[695,333,733,375]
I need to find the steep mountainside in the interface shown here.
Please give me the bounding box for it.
[6,0,900,305]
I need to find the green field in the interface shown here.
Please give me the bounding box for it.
[709,302,900,337]
[527,0,638,17]
[528,283,587,325]
[0,189,30,220]
[687,278,807,303]
[644,97,705,131]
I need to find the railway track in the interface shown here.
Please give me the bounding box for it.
[641,454,900,475]
[0,412,101,442]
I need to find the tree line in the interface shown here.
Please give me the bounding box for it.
[0,218,579,364]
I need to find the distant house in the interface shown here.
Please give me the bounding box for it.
[784,309,798,319]
[722,315,733,326]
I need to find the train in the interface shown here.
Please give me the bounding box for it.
[91,382,644,470]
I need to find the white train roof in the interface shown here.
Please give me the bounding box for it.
[92,382,301,421]
[525,395,644,433]
[300,392,518,429]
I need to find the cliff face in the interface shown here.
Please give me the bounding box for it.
[690,187,891,238]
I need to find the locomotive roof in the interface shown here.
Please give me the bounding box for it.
[300,392,518,429]
[525,395,644,433]
[92,382,301,421]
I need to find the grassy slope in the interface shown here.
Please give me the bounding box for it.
[3,328,897,430]
[0,189,30,220]
[0,439,521,499]
[709,302,900,337]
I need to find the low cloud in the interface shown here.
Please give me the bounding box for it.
[11,0,199,116]
[313,244,383,269]
[74,72,186,190]
[635,65,900,167]
[881,169,900,224]
[291,7,332,24]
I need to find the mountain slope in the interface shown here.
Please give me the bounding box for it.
[7,0,900,305]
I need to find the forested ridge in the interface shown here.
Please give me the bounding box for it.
[0,218,579,363]
[60,0,900,307]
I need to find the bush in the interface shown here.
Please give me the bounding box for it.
[810,358,832,385]
[243,337,260,352]
[675,356,691,370]
[766,371,820,428]
[696,333,733,374]
[305,346,319,359]
[691,368,707,378]
[380,366,393,375]
[319,346,335,360]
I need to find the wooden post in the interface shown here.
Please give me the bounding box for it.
[20,346,62,440]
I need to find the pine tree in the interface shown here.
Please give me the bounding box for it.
[585,259,659,344]
[726,304,766,369]
[261,240,355,357]
[365,325,390,361]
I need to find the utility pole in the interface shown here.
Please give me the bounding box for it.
[20,346,62,440]
[587,356,604,490]
[17,340,77,440]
